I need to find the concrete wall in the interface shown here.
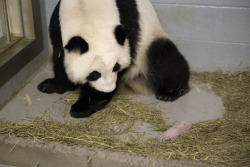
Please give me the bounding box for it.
[42,0,250,72]
[0,17,2,37]
[151,0,250,71]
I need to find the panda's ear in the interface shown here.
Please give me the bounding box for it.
[114,25,127,45]
[65,36,89,54]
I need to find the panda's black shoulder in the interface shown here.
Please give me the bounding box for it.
[115,0,140,59]
[49,1,62,49]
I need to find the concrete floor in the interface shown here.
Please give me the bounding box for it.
[0,64,225,167]
[0,165,15,167]
[0,135,225,167]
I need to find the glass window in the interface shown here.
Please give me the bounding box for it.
[0,0,43,87]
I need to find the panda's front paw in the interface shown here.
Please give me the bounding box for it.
[38,78,70,94]
[38,78,57,94]
[70,99,110,118]
[70,100,93,118]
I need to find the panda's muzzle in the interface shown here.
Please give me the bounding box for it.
[90,73,117,93]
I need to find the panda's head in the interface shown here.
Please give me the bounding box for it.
[63,25,131,93]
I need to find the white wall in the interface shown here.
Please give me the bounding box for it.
[152,0,250,72]
[44,0,59,26]
[0,18,2,37]
[43,0,250,72]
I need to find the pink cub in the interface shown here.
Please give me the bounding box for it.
[160,121,190,142]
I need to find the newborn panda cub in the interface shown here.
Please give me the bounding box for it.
[38,0,190,118]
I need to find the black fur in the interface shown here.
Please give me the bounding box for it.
[70,84,114,118]
[115,0,140,60]
[114,25,127,45]
[147,38,190,101]
[87,71,101,81]
[64,36,89,54]
[38,1,76,94]
[113,63,121,72]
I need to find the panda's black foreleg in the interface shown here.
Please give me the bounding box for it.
[147,38,190,102]
[37,1,76,94]
[70,84,114,118]
[37,49,77,94]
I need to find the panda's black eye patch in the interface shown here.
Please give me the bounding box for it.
[87,71,101,81]
[114,25,127,45]
[113,63,121,72]
[65,36,89,54]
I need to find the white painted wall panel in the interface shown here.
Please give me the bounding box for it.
[155,5,250,44]
[151,1,250,71]
[44,0,58,26]
[174,38,250,71]
[0,18,2,37]
[151,0,250,8]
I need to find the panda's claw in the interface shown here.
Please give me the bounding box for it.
[156,95,172,101]
[156,87,189,102]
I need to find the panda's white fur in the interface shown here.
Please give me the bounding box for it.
[60,0,131,92]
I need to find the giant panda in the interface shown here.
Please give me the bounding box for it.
[38,0,190,118]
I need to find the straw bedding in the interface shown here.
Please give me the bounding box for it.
[0,70,249,166]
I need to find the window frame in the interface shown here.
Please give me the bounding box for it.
[0,0,43,87]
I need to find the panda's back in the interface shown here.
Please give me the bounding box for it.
[59,0,121,47]
[116,0,167,81]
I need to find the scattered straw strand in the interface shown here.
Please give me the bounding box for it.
[9,139,20,153]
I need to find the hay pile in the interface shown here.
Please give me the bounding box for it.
[0,70,250,166]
